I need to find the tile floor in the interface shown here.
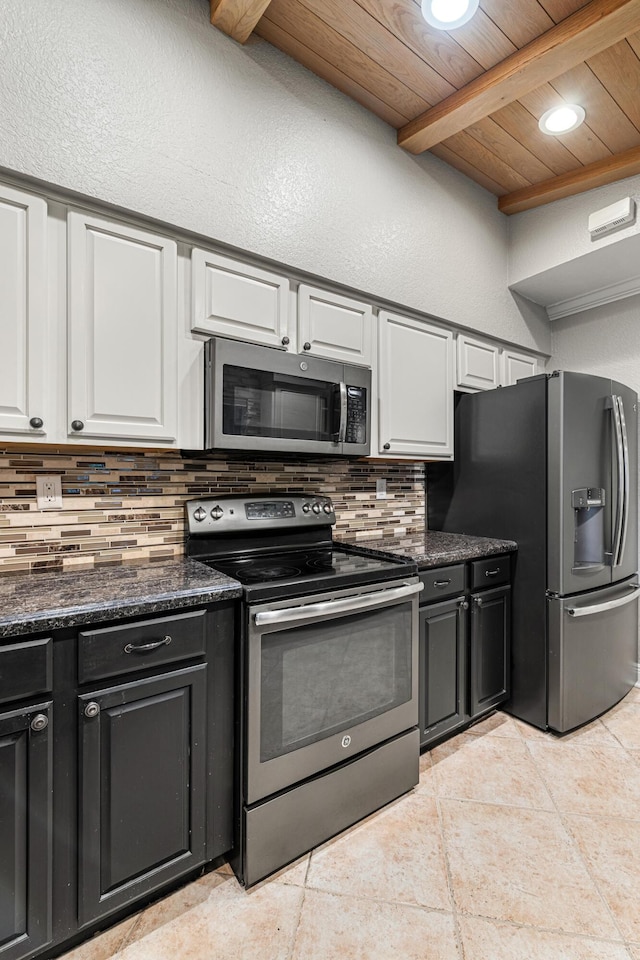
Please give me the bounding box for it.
[63,686,640,960]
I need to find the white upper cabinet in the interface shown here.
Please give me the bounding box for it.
[297,285,373,366]
[501,348,540,386]
[0,185,48,439]
[456,334,501,392]
[378,312,453,459]
[191,249,290,349]
[67,212,178,444]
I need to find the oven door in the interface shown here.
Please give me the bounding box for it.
[245,578,421,805]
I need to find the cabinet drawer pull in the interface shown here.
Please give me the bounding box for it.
[123,635,172,655]
[84,702,100,719]
[485,569,500,578]
[434,579,451,587]
[30,713,49,732]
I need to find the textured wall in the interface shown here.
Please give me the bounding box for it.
[0,0,549,353]
[0,446,425,574]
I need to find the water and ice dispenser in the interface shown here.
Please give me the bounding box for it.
[572,487,605,569]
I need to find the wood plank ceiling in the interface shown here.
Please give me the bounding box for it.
[210,0,640,214]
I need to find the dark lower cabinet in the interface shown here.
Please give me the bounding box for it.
[419,596,467,747]
[77,665,207,927]
[469,585,511,718]
[0,703,52,960]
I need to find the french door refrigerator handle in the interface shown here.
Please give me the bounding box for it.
[616,394,630,567]
[610,394,625,566]
[254,581,423,626]
[566,583,640,617]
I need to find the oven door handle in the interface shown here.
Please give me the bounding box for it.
[253,581,423,627]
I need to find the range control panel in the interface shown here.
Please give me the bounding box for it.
[186,494,336,535]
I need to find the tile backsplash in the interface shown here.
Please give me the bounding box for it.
[0,445,425,574]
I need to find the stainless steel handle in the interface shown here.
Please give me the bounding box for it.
[566,584,640,617]
[124,635,172,654]
[84,702,100,719]
[616,395,630,566]
[611,395,625,566]
[30,713,48,732]
[338,381,348,444]
[433,579,451,587]
[254,581,423,627]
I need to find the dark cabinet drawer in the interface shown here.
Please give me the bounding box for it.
[78,610,207,684]
[419,564,466,603]
[0,637,53,706]
[470,555,511,590]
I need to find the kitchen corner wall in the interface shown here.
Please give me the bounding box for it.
[0,446,425,575]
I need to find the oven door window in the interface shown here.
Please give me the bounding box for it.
[259,605,413,763]
[222,364,339,441]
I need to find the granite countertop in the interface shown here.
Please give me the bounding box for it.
[337,530,517,569]
[0,558,242,639]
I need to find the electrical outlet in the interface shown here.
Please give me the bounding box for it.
[36,475,63,510]
[376,478,387,499]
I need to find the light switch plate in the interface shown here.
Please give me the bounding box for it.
[376,478,387,499]
[36,475,63,510]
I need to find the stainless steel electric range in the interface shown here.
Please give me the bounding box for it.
[185,493,422,887]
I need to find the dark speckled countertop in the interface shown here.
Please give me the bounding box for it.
[337,530,517,569]
[0,558,242,638]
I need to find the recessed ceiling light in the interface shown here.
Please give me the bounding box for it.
[421,0,480,30]
[538,104,586,136]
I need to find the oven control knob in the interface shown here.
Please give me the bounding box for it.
[323,503,332,514]
[211,505,224,520]
[193,507,207,522]
[302,503,310,513]
[312,503,321,514]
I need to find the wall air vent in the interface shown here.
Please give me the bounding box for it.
[588,197,636,238]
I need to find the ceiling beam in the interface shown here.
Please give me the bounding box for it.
[210,0,273,44]
[398,0,640,154]
[498,144,640,214]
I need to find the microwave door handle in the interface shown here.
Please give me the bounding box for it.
[610,395,625,566]
[338,381,347,443]
[616,395,630,566]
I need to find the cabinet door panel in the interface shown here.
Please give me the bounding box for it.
[298,285,373,365]
[68,212,177,443]
[456,335,500,392]
[0,704,52,960]
[78,666,206,926]
[191,249,289,348]
[470,586,511,717]
[378,312,453,459]
[0,186,48,439]
[419,597,466,747]
[501,349,539,386]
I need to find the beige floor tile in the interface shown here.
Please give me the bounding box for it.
[305,792,451,910]
[556,719,622,748]
[431,733,553,809]
[115,880,304,960]
[459,915,631,960]
[440,799,620,938]
[527,740,640,819]
[415,748,436,794]
[627,946,640,960]
[121,870,231,947]
[291,889,460,960]
[59,915,140,960]
[467,711,522,739]
[601,702,640,750]
[625,685,640,703]
[512,718,555,741]
[268,853,310,887]
[565,814,640,943]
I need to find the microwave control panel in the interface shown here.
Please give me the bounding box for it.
[346,385,367,445]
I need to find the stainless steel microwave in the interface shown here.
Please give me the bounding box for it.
[204,338,371,456]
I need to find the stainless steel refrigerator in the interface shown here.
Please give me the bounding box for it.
[432,371,639,732]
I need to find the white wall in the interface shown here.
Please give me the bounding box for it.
[0,0,549,353]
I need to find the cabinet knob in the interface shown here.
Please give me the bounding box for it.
[458,599,469,611]
[29,417,44,429]
[281,336,290,346]
[303,342,311,351]
[84,701,100,719]
[30,713,49,732]
[474,597,483,608]
[71,420,85,432]
[383,443,391,451]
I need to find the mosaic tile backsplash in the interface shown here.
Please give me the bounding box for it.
[0,445,426,574]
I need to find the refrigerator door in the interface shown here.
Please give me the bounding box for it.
[547,578,639,732]
[610,380,638,584]
[547,372,614,596]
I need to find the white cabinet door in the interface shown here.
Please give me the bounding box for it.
[191,249,290,349]
[456,334,500,391]
[297,285,373,366]
[378,312,453,459]
[0,185,48,439]
[501,348,540,386]
[68,212,178,444]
